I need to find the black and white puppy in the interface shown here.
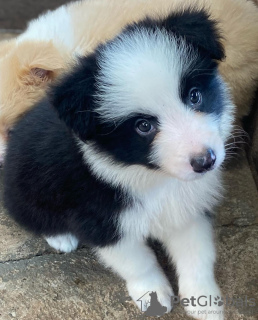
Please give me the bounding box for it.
[4,9,234,320]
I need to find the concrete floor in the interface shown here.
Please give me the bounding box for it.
[0,32,257,320]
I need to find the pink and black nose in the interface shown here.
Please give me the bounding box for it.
[190,149,216,173]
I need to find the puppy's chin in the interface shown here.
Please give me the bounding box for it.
[163,170,210,182]
[177,170,212,182]
[160,162,222,182]
[163,169,206,182]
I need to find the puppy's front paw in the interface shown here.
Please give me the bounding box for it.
[181,284,224,320]
[45,233,79,252]
[127,270,173,315]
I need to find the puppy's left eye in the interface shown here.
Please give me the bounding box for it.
[135,119,155,136]
[189,88,202,106]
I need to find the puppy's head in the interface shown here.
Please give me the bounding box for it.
[0,40,67,164]
[52,9,234,181]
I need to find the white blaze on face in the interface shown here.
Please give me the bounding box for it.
[96,28,194,122]
[151,109,225,181]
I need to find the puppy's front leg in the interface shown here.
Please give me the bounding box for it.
[96,237,174,313]
[163,216,223,320]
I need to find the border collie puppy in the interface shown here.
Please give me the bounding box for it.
[4,9,233,320]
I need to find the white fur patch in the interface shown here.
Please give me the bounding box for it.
[45,233,79,253]
[96,28,195,121]
[18,5,74,51]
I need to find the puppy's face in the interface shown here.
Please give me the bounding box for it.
[95,33,233,181]
[54,10,234,181]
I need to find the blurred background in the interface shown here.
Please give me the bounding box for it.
[0,0,70,30]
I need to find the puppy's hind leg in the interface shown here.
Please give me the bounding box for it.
[45,233,79,253]
[96,237,174,313]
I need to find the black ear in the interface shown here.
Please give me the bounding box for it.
[50,55,98,141]
[161,9,225,60]
[139,9,225,61]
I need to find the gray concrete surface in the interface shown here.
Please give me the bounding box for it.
[0,32,257,320]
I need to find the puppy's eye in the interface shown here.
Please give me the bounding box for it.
[189,88,202,106]
[135,119,155,135]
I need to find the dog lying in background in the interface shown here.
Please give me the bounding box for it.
[4,5,234,319]
[0,0,257,165]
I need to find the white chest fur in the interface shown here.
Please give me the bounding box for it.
[118,168,223,241]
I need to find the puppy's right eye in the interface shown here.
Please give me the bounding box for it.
[135,119,155,136]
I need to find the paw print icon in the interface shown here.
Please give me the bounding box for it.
[214,296,224,307]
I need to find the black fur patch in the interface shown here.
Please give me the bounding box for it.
[180,62,225,116]
[126,9,225,61]
[94,114,159,167]
[50,55,99,141]
[4,101,132,247]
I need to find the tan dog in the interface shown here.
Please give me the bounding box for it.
[0,0,257,164]
[0,40,68,161]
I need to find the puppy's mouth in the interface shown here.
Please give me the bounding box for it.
[194,167,215,175]
[192,165,215,174]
